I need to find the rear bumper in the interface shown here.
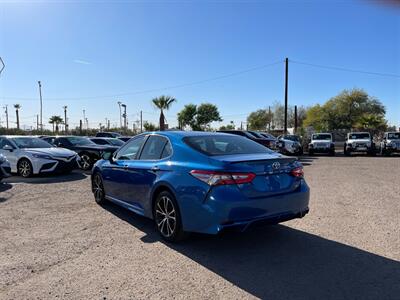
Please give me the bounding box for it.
[180,181,310,234]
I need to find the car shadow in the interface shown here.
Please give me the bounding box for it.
[298,156,319,166]
[0,183,13,203]
[3,170,87,184]
[101,201,400,299]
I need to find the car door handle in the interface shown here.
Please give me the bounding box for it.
[151,166,160,172]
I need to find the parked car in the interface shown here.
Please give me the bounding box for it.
[344,132,375,156]
[217,130,274,149]
[49,136,119,170]
[277,135,303,155]
[0,136,79,177]
[0,154,11,182]
[380,132,400,156]
[91,131,310,242]
[308,133,335,156]
[258,132,278,149]
[90,137,125,147]
[118,136,132,142]
[95,132,122,138]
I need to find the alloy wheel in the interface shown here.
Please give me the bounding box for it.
[79,154,91,170]
[155,195,177,238]
[93,174,105,204]
[18,160,32,177]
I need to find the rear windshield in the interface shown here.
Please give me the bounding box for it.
[312,134,332,140]
[66,137,96,145]
[388,133,400,139]
[184,135,274,156]
[107,138,124,146]
[349,133,370,140]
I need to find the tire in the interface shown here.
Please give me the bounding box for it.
[18,159,33,178]
[92,173,106,204]
[344,146,351,156]
[79,153,92,171]
[153,190,187,242]
[308,149,314,156]
[329,149,335,156]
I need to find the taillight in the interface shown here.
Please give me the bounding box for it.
[190,170,256,186]
[290,166,304,178]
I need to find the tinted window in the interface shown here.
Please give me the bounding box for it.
[0,138,14,149]
[161,142,172,159]
[349,133,370,139]
[66,137,96,145]
[184,135,273,156]
[92,139,107,145]
[139,135,168,160]
[107,138,124,146]
[115,135,145,160]
[387,133,400,139]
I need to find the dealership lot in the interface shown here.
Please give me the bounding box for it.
[0,155,399,299]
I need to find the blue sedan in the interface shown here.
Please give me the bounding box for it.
[91,131,310,242]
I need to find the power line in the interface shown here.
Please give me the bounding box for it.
[1,60,283,101]
[291,60,400,79]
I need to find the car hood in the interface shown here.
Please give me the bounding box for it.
[311,140,332,144]
[23,147,77,157]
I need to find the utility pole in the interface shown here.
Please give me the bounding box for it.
[79,120,82,135]
[86,118,89,130]
[122,104,127,133]
[63,106,68,133]
[117,101,122,128]
[284,57,289,134]
[36,114,39,131]
[38,81,43,132]
[140,110,143,133]
[268,106,271,131]
[4,105,8,129]
[294,105,298,133]
[108,120,110,130]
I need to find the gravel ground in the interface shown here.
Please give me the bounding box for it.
[0,155,399,299]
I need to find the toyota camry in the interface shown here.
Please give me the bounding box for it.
[91,131,310,241]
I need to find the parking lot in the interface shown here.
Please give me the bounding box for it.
[0,154,399,299]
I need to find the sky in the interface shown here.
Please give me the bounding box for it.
[0,0,399,130]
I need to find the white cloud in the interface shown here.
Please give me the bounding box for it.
[73,59,91,65]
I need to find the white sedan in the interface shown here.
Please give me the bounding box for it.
[0,136,79,177]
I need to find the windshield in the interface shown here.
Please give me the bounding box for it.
[283,135,300,142]
[387,133,400,139]
[261,133,276,139]
[66,137,96,146]
[12,137,53,149]
[312,134,332,140]
[349,133,370,140]
[184,135,274,156]
[107,138,124,146]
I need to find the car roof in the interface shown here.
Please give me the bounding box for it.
[142,131,238,138]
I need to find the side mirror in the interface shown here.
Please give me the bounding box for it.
[2,144,14,152]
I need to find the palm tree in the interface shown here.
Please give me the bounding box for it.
[14,104,21,130]
[49,115,64,133]
[152,95,176,131]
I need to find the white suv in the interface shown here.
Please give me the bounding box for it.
[344,132,375,156]
[308,133,335,156]
[380,132,400,156]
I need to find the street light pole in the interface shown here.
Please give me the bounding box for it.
[38,81,43,132]
[117,101,122,129]
[121,104,127,134]
[63,106,68,133]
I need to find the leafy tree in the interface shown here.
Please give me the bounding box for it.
[177,103,222,131]
[152,95,176,131]
[49,115,64,133]
[14,104,21,130]
[303,88,387,131]
[247,109,273,130]
[219,121,235,130]
[143,121,159,132]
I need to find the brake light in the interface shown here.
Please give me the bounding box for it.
[190,170,256,186]
[290,166,304,178]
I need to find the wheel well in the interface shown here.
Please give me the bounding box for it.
[151,185,173,211]
[17,157,31,166]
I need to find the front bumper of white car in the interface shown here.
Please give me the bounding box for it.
[31,155,79,174]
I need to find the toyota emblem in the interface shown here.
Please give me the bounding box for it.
[272,162,281,170]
